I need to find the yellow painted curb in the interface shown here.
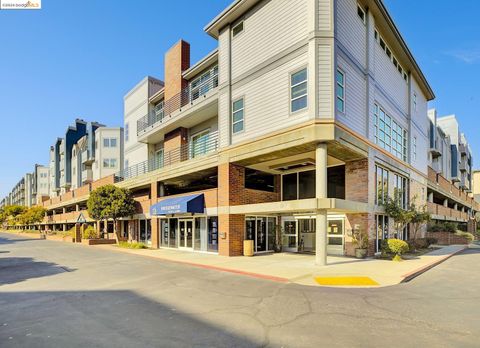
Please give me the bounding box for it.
[314,276,379,286]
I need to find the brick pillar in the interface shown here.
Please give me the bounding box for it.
[164,128,189,164]
[218,163,246,256]
[345,158,369,203]
[150,181,159,249]
[164,40,190,111]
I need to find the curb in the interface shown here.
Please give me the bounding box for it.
[401,246,468,283]
[98,245,291,284]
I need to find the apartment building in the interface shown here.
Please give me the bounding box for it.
[20,0,477,263]
[473,170,480,203]
[427,109,476,230]
[86,0,433,264]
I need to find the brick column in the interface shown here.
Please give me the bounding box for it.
[150,181,159,248]
[218,163,246,256]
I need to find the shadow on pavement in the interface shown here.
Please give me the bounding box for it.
[0,290,258,348]
[0,257,75,286]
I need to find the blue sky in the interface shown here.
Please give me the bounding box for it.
[0,0,479,198]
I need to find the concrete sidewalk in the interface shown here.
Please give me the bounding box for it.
[1,230,468,287]
[94,243,468,287]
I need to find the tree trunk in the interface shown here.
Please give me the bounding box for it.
[113,219,120,243]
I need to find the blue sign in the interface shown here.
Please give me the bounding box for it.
[150,194,205,215]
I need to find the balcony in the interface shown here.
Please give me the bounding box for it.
[429,146,442,158]
[427,202,469,222]
[115,131,219,183]
[459,143,467,155]
[137,68,219,143]
[81,169,93,184]
[459,160,469,172]
[81,149,95,165]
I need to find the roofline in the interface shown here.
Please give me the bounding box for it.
[374,0,435,100]
[183,49,219,79]
[204,0,259,38]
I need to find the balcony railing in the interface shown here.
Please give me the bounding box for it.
[115,131,219,183]
[137,69,218,135]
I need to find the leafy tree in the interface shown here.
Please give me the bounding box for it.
[1,205,27,227]
[409,200,431,245]
[87,185,135,240]
[383,189,414,239]
[18,206,47,226]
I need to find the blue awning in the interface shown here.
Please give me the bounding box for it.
[150,194,205,216]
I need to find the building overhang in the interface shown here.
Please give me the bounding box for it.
[204,0,260,39]
[225,198,370,215]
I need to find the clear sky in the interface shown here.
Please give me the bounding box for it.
[0,0,479,199]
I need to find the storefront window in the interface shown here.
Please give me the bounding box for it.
[376,215,389,252]
[256,217,267,252]
[169,218,178,248]
[246,216,276,253]
[267,217,276,251]
[160,219,169,246]
[208,217,218,252]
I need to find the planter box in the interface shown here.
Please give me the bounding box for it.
[82,239,116,246]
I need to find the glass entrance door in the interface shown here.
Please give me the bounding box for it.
[327,218,344,255]
[179,219,194,249]
[298,218,315,253]
[282,219,298,252]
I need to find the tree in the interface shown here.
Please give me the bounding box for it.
[409,201,431,243]
[87,185,135,241]
[383,190,414,239]
[2,205,27,227]
[18,206,47,227]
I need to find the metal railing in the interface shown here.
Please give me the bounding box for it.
[115,131,219,183]
[137,69,219,135]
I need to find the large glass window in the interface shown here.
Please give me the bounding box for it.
[291,68,307,112]
[374,104,407,161]
[245,216,276,253]
[208,217,218,252]
[282,170,315,201]
[245,168,275,192]
[394,174,408,209]
[298,170,315,199]
[232,98,244,134]
[376,215,389,252]
[282,173,298,201]
[169,218,177,248]
[375,165,389,205]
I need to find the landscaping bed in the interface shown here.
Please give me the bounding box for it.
[82,238,116,246]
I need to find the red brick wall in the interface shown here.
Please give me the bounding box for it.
[345,159,369,203]
[425,231,471,245]
[163,128,188,164]
[345,213,375,257]
[91,175,115,191]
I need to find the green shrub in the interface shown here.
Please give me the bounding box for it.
[425,237,438,246]
[82,226,97,239]
[407,238,428,250]
[428,222,457,233]
[454,230,475,243]
[387,239,409,261]
[380,239,390,256]
[118,241,147,249]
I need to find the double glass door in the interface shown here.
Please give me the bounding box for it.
[179,219,193,249]
[282,217,345,255]
[245,217,276,253]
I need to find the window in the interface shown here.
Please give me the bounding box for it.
[125,123,129,142]
[110,138,117,147]
[245,169,275,192]
[394,174,408,209]
[357,4,366,23]
[375,165,389,205]
[190,130,210,158]
[336,69,345,113]
[103,159,117,168]
[373,104,408,161]
[376,215,389,252]
[413,136,417,161]
[232,98,244,134]
[375,29,408,83]
[103,138,117,147]
[290,68,307,112]
[232,21,244,37]
[282,170,315,201]
[413,93,417,111]
[125,160,129,170]
[103,138,110,147]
